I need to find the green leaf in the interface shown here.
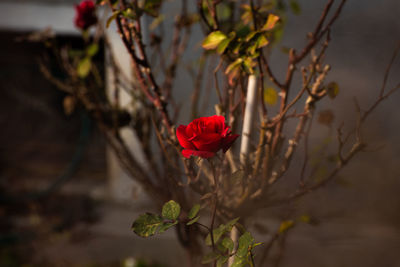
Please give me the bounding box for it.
[188,204,201,219]
[221,237,234,252]
[236,25,251,38]
[216,38,231,54]
[149,14,165,31]
[201,252,220,264]
[186,216,200,225]
[202,31,227,50]
[106,11,121,28]
[144,0,162,17]
[205,225,226,246]
[242,57,255,74]
[245,31,258,42]
[231,232,255,267]
[132,213,163,237]
[158,221,178,234]
[77,57,91,78]
[87,43,99,57]
[289,0,301,15]
[231,256,246,267]
[327,82,339,99]
[264,87,278,105]
[279,220,295,233]
[122,8,138,20]
[225,58,243,74]
[205,218,239,246]
[162,200,181,220]
[236,232,254,257]
[216,3,232,21]
[217,256,229,267]
[261,14,280,31]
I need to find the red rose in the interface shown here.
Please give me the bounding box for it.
[74,0,97,30]
[177,115,239,159]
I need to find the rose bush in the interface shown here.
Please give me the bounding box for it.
[176,115,239,159]
[74,0,97,30]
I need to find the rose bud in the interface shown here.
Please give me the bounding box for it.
[176,115,239,159]
[74,0,97,30]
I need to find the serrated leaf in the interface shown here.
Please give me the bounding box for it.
[201,252,220,264]
[205,225,226,246]
[202,31,227,50]
[132,213,163,237]
[221,237,234,252]
[217,256,229,267]
[158,221,178,234]
[87,43,99,57]
[226,217,240,229]
[231,256,246,267]
[188,204,201,219]
[236,232,254,257]
[231,232,255,267]
[77,57,91,78]
[279,220,294,233]
[106,11,121,28]
[187,216,200,225]
[327,82,339,99]
[205,218,239,246]
[162,200,181,220]
[264,87,278,105]
[261,14,280,31]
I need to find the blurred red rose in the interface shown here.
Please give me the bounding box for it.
[177,115,239,159]
[74,0,97,30]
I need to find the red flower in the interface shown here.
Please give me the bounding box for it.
[177,115,239,159]
[74,0,97,30]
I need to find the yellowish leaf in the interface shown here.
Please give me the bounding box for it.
[261,14,280,31]
[263,87,278,105]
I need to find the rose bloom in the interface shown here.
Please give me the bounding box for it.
[74,0,97,30]
[177,115,239,159]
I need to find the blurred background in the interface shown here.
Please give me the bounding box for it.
[0,0,399,266]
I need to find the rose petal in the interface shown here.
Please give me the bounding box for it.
[222,134,240,153]
[191,133,222,152]
[208,115,226,133]
[176,125,196,150]
[182,149,215,159]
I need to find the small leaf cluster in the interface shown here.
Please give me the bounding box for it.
[131,200,201,238]
[104,0,162,28]
[202,218,260,267]
[132,200,180,237]
[77,43,99,78]
[202,13,279,82]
